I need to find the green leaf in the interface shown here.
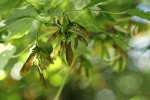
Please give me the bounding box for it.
[0,0,23,13]
[83,0,114,9]
[45,2,63,16]
[5,6,37,39]
[7,18,33,39]
[127,9,150,21]
[102,12,116,22]
[5,6,37,24]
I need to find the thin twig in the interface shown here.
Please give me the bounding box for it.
[53,72,68,100]
[67,9,126,15]
[11,32,51,58]
[36,22,42,46]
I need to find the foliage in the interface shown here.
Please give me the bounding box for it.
[1,0,150,100]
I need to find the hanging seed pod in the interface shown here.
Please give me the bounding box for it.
[57,19,61,26]
[20,53,35,76]
[77,64,82,76]
[66,41,73,66]
[47,31,58,44]
[59,41,65,55]
[51,38,61,60]
[77,35,88,46]
[38,67,47,89]
[85,68,90,79]
[70,22,88,37]
[38,58,50,71]
[63,12,71,24]
[74,38,78,49]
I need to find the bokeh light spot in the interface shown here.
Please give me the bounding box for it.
[116,73,143,95]
[50,74,63,87]
[10,62,23,80]
[0,70,6,80]
[96,89,116,100]
[49,57,62,72]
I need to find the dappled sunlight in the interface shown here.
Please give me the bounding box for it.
[0,43,5,53]
[116,73,143,95]
[10,62,23,80]
[0,43,15,53]
[50,74,63,87]
[129,34,150,49]
[96,89,116,100]
[0,70,6,80]
[129,33,150,72]
[49,57,63,72]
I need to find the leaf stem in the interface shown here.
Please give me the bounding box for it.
[53,57,77,100]
[67,9,126,15]
[53,73,68,100]
[36,22,42,46]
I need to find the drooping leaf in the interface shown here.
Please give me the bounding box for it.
[51,39,61,60]
[38,67,47,89]
[77,35,88,46]
[20,53,35,76]
[5,6,37,39]
[80,56,93,78]
[70,22,88,37]
[66,42,73,66]
[127,9,150,21]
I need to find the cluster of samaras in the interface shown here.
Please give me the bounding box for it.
[19,12,88,88]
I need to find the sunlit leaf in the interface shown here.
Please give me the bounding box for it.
[127,9,150,21]
[7,18,33,39]
[5,6,37,39]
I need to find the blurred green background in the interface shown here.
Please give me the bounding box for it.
[1,0,150,100]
